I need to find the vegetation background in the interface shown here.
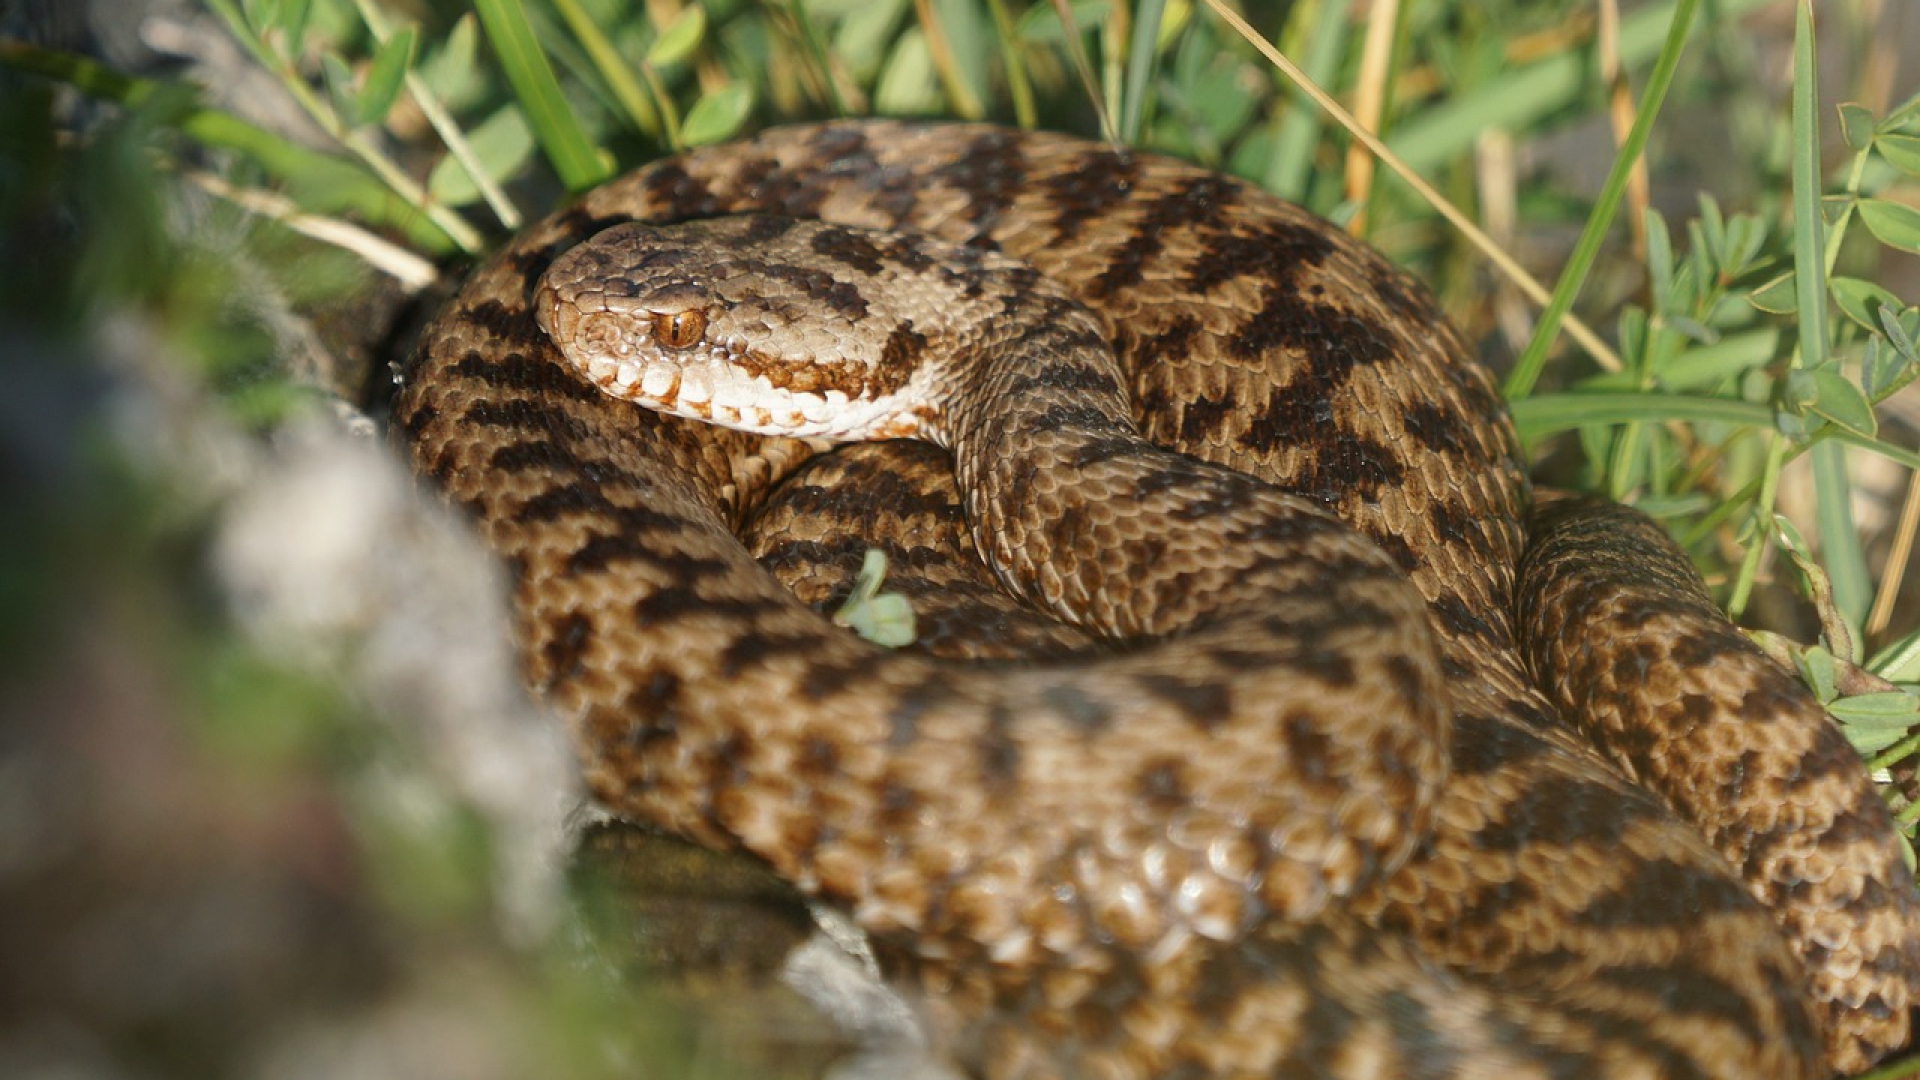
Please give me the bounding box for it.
[2,0,1919,1077]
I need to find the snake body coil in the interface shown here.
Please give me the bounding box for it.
[396,121,1920,1078]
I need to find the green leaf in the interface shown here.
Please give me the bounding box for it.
[1867,307,1920,400]
[1016,0,1110,43]
[242,0,277,36]
[1830,276,1901,331]
[1720,211,1767,281]
[1870,627,1920,683]
[354,24,415,127]
[1832,687,1920,755]
[1747,270,1797,314]
[1781,368,1819,414]
[1831,692,1920,726]
[320,49,357,122]
[832,550,917,648]
[1838,101,1876,150]
[428,106,533,207]
[1876,132,1920,176]
[875,29,939,115]
[473,0,611,191]
[1645,208,1675,310]
[1881,303,1920,366]
[681,81,752,146]
[834,0,908,75]
[1806,366,1876,438]
[1842,722,1914,758]
[1794,642,1839,703]
[1858,198,1920,253]
[274,0,312,59]
[645,4,706,68]
[1698,192,1727,268]
[1891,83,1920,127]
[418,13,482,109]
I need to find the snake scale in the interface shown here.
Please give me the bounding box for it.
[395,120,1920,1078]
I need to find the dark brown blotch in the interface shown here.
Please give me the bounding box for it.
[932,128,1029,234]
[540,612,594,689]
[1041,148,1139,243]
[1472,777,1645,854]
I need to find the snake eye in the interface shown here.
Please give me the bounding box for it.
[652,309,706,350]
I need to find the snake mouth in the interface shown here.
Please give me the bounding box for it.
[564,339,885,439]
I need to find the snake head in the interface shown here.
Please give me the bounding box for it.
[534,217,950,442]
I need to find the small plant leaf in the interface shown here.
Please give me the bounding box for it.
[1831,686,1920,756]
[1794,641,1840,703]
[419,13,483,108]
[1881,303,1920,365]
[1016,0,1111,43]
[1645,208,1674,310]
[1830,276,1901,332]
[354,25,416,127]
[832,549,917,648]
[270,0,312,60]
[1867,306,1920,400]
[1870,627,1920,683]
[1859,198,1920,254]
[1876,132,1920,176]
[1748,270,1798,314]
[1807,365,1877,438]
[1839,101,1877,150]
[681,81,752,146]
[320,49,358,123]
[1832,692,1920,726]
[428,105,533,206]
[645,4,707,68]
[1697,192,1727,266]
[243,0,278,36]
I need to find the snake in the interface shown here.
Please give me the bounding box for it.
[393,120,1920,1078]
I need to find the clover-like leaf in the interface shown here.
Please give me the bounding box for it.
[1830,276,1901,332]
[1859,198,1920,254]
[832,549,917,648]
[645,4,707,68]
[1876,132,1920,176]
[1839,101,1877,151]
[1747,270,1797,315]
[682,81,752,146]
[354,25,416,127]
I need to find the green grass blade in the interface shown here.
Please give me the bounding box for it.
[1812,441,1868,639]
[1783,0,1865,640]
[472,0,610,192]
[1504,0,1701,401]
[550,0,660,137]
[983,0,1037,129]
[1263,0,1351,201]
[1510,391,1772,438]
[1118,0,1167,142]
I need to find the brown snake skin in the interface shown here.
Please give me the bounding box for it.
[394,120,1920,1078]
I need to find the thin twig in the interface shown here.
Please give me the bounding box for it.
[1867,468,1920,640]
[1344,0,1399,234]
[187,170,439,292]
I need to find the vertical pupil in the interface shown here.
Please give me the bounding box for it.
[656,310,704,349]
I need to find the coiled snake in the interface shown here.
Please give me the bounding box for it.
[395,121,1920,1078]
